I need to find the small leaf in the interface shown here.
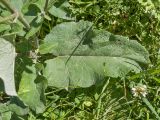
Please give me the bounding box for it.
[0,104,11,120]
[22,1,41,23]
[48,0,74,20]
[0,24,10,33]
[44,14,51,21]
[25,17,42,39]
[8,96,29,116]
[11,23,25,37]
[31,0,46,11]
[0,103,9,113]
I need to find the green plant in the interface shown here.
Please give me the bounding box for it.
[0,0,160,119]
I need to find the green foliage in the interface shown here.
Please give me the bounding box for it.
[40,21,149,88]
[18,65,46,114]
[48,0,74,20]
[0,0,160,119]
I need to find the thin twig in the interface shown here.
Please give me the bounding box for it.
[0,0,30,30]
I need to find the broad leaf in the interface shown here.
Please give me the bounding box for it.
[40,21,150,88]
[0,38,17,96]
[39,21,93,54]
[18,65,45,113]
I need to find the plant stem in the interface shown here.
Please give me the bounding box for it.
[44,0,49,11]
[0,0,30,30]
[0,13,16,23]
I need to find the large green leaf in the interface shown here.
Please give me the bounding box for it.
[39,21,93,54]
[40,21,150,88]
[0,38,17,96]
[18,65,45,113]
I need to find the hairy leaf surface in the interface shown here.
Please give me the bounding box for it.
[40,21,150,88]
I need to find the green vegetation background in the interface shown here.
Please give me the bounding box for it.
[0,0,160,120]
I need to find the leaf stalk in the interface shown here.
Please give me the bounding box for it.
[0,0,30,30]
